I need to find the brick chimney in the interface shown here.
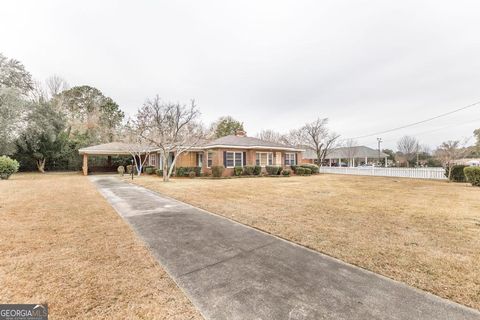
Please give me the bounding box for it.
[235,129,247,137]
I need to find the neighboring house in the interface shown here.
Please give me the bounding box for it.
[302,145,389,167]
[453,158,480,166]
[79,130,304,176]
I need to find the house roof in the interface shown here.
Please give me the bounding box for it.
[78,142,155,155]
[303,145,389,160]
[79,136,303,155]
[201,135,303,151]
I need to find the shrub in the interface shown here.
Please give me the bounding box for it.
[194,167,202,177]
[211,165,224,177]
[126,164,136,174]
[266,166,281,175]
[243,165,255,175]
[446,165,467,182]
[290,165,298,174]
[117,165,125,176]
[464,167,480,186]
[188,171,196,178]
[155,169,163,177]
[0,156,19,180]
[234,166,243,176]
[253,165,262,175]
[296,167,305,175]
[282,169,291,176]
[145,167,155,175]
[300,164,319,174]
[176,166,201,177]
[176,167,187,177]
[304,168,312,175]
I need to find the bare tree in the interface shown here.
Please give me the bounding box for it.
[435,140,470,181]
[281,128,305,146]
[302,118,340,165]
[46,75,69,97]
[135,95,205,182]
[397,135,419,167]
[123,121,152,176]
[256,129,283,143]
[341,139,358,167]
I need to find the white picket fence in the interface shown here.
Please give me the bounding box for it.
[319,166,447,180]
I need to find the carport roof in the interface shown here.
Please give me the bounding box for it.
[303,145,389,160]
[78,142,155,155]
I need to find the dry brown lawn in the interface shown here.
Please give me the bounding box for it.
[0,173,202,320]
[130,174,480,310]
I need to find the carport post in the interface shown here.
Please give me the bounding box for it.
[82,153,88,176]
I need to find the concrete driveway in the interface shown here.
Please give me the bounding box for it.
[91,176,479,320]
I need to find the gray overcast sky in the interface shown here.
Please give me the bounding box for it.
[1,0,480,149]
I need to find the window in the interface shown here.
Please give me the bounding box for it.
[207,151,213,168]
[256,152,273,166]
[285,153,296,166]
[149,154,157,166]
[225,151,243,168]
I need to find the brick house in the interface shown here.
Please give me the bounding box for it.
[79,131,304,176]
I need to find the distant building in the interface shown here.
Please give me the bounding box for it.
[302,146,389,167]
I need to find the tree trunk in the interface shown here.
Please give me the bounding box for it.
[167,156,178,180]
[163,157,169,182]
[36,159,46,173]
[447,164,452,182]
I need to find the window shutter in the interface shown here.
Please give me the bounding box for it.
[223,151,227,167]
[243,152,246,166]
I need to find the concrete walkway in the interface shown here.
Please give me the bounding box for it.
[90,176,479,320]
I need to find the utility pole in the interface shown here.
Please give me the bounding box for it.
[377,137,382,166]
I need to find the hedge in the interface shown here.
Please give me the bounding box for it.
[446,165,466,182]
[303,168,312,175]
[175,166,201,177]
[0,156,19,180]
[212,165,224,177]
[266,166,282,175]
[253,165,262,175]
[464,166,480,186]
[234,166,243,176]
[282,169,291,176]
[296,167,305,175]
[243,165,255,175]
[155,169,163,177]
[300,164,319,174]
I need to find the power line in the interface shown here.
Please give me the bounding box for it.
[344,99,480,140]
[379,116,480,145]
